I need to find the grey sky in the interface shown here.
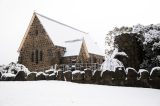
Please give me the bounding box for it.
[0,0,160,65]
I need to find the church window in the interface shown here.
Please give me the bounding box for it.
[31,51,34,62]
[40,50,43,61]
[35,50,39,64]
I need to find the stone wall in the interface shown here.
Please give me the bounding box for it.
[1,67,160,89]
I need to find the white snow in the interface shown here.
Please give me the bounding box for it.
[49,73,55,76]
[72,70,81,74]
[144,30,160,44]
[45,68,55,73]
[80,71,85,74]
[138,69,149,76]
[0,62,30,75]
[0,81,160,106]
[152,41,160,50]
[114,51,128,58]
[84,35,104,56]
[64,39,83,57]
[36,13,104,56]
[2,73,16,77]
[138,69,148,73]
[36,72,47,77]
[125,67,138,74]
[132,24,160,44]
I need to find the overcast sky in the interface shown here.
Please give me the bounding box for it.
[0,0,160,65]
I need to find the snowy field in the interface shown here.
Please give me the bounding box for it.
[0,81,160,106]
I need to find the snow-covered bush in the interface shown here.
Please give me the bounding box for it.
[126,67,138,80]
[101,70,113,84]
[63,70,72,81]
[114,67,126,80]
[84,68,92,82]
[56,69,64,81]
[45,68,55,75]
[15,71,27,81]
[92,70,101,84]
[0,62,30,75]
[101,49,126,80]
[106,24,160,70]
[46,73,56,80]
[150,67,160,80]
[1,73,15,81]
[138,69,149,79]
[27,72,37,81]
[72,70,84,82]
[101,58,124,72]
[36,72,46,80]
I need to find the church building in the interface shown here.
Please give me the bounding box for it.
[18,12,104,71]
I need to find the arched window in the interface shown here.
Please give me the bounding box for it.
[31,51,34,62]
[35,50,39,64]
[40,50,43,61]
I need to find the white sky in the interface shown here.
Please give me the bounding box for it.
[0,0,160,65]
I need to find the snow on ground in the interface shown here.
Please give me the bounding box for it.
[0,81,160,106]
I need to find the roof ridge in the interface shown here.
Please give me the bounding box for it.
[65,39,83,43]
[35,12,88,34]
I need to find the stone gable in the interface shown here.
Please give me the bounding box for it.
[18,16,65,71]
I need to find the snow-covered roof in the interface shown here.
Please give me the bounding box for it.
[63,39,83,57]
[36,13,104,56]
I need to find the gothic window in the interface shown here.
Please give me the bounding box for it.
[35,50,39,64]
[31,51,34,62]
[40,50,43,61]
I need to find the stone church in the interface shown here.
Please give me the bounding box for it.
[18,12,104,71]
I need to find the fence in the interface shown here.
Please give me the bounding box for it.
[59,63,101,71]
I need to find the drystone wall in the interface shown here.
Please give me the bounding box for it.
[1,66,160,89]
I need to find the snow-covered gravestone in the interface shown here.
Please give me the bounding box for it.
[150,67,160,80]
